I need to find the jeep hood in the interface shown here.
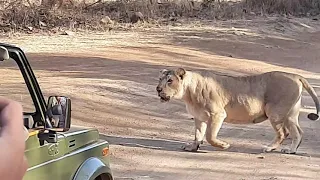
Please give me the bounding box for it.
[60,125,102,154]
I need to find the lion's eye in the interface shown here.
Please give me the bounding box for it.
[167,79,173,83]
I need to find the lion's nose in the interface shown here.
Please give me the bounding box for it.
[156,86,162,93]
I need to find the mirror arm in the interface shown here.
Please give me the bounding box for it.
[38,130,58,145]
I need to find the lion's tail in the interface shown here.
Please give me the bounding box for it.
[299,77,319,121]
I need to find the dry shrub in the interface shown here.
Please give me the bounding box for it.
[87,0,201,22]
[199,0,245,19]
[0,0,319,33]
[0,0,113,32]
[244,0,320,16]
[0,0,206,32]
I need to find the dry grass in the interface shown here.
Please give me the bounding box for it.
[245,0,320,16]
[0,0,319,33]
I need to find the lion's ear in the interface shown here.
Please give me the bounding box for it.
[160,69,168,74]
[159,69,169,77]
[175,68,186,80]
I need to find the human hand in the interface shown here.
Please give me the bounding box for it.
[0,97,28,180]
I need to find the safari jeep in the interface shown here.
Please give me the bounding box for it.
[0,43,114,180]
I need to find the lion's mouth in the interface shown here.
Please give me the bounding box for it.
[160,96,170,102]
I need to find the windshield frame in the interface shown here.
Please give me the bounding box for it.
[0,43,52,128]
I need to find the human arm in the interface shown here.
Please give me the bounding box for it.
[0,97,28,180]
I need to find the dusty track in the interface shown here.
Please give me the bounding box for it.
[2,17,320,179]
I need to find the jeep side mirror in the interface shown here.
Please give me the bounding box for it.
[0,46,10,61]
[46,96,71,132]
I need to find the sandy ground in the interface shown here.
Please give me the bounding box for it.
[1,17,320,180]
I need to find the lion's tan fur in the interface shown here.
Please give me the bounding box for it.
[156,68,319,154]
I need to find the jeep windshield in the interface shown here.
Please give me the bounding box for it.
[0,54,36,113]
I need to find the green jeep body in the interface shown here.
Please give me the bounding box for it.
[0,43,113,180]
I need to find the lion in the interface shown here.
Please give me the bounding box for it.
[156,68,319,154]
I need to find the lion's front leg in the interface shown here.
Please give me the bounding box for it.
[182,118,207,152]
[206,112,230,150]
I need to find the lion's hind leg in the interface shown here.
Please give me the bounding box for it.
[264,95,302,154]
[281,99,303,154]
[263,103,291,152]
[263,119,287,152]
[281,118,302,154]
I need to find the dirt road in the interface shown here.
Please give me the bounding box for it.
[2,17,320,179]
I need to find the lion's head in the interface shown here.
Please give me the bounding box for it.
[156,68,186,102]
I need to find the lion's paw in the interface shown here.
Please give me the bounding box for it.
[281,148,296,154]
[181,142,199,152]
[262,146,276,153]
[220,143,230,150]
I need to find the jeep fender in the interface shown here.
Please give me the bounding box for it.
[73,157,113,180]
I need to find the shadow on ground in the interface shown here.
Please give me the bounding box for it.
[163,29,320,74]
[100,109,320,159]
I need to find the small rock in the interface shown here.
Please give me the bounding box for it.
[233,31,243,36]
[257,156,265,159]
[60,30,74,36]
[312,18,318,21]
[228,54,233,57]
[100,16,114,25]
[308,164,319,167]
[39,21,47,27]
[27,26,33,31]
[264,177,278,180]
[172,22,182,26]
[50,27,60,34]
[130,12,144,23]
